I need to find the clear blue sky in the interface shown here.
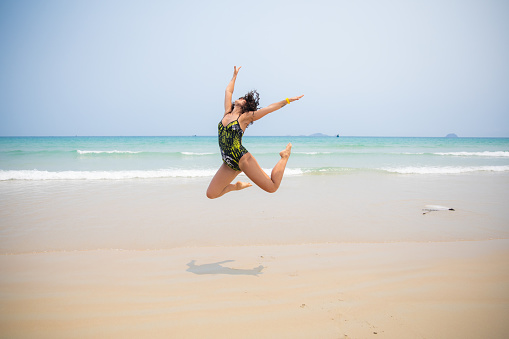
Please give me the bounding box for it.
[1,0,508,137]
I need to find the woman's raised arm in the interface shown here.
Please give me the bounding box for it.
[247,95,304,123]
[224,66,241,115]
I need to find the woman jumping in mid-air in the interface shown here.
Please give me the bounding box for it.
[206,66,304,199]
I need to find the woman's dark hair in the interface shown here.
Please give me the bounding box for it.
[231,90,260,113]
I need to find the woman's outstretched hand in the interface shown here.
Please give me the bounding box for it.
[288,95,304,103]
[233,66,241,76]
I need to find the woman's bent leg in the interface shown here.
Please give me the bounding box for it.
[206,163,251,199]
[239,143,292,193]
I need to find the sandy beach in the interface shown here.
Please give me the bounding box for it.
[1,241,508,338]
[1,173,509,338]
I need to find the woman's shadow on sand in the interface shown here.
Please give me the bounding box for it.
[186,260,264,276]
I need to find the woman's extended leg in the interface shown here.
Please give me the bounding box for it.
[239,143,292,193]
[206,163,252,199]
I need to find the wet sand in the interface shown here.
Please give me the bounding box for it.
[1,173,508,253]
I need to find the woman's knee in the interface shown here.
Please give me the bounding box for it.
[206,187,218,199]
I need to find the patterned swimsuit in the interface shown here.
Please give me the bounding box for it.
[218,119,248,171]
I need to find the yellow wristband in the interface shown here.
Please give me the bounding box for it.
[286,98,290,104]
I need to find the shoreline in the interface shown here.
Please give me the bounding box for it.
[1,236,508,256]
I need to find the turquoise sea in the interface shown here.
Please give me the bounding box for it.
[1,136,509,180]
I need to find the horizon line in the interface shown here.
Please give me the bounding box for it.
[1,135,509,138]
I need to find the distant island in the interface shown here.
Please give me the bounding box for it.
[445,133,458,138]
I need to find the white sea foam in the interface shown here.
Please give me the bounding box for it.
[434,151,509,157]
[0,168,305,181]
[398,151,509,157]
[180,152,215,155]
[77,150,140,154]
[0,169,217,180]
[381,166,509,174]
[295,152,333,155]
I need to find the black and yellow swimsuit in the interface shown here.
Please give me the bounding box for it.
[218,119,248,171]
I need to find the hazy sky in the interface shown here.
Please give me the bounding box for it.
[1,0,508,137]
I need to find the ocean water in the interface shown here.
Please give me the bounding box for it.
[1,136,509,180]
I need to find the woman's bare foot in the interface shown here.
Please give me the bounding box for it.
[279,143,292,159]
[235,181,252,191]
